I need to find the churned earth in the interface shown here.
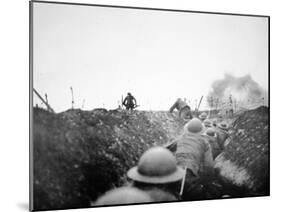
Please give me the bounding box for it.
[32,106,269,210]
[215,106,269,195]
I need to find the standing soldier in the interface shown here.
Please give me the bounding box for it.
[203,119,212,128]
[122,92,137,110]
[169,98,192,119]
[127,147,185,200]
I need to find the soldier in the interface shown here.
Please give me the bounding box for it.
[204,128,221,159]
[122,92,137,110]
[215,122,230,150]
[169,98,192,119]
[174,118,214,177]
[203,119,212,128]
[173,118,215,200]
[127,147,185,200]
[199,112,208,121]
[94,187,152,206]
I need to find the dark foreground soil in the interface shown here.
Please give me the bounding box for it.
[33,108,185,210]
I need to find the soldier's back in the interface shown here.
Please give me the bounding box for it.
[176,133,209,175]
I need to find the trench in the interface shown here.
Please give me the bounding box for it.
[33,106,269,210]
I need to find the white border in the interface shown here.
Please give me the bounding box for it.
[1,0,278,212]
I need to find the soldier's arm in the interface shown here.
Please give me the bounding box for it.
[122,97,127,105]
[133,96,137,105]
[169,101,178,113]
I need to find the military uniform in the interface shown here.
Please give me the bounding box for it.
[215,123,230,150]
[203,129,221,159]
[123,93,137,110]
[175,132,214,176]
[169,98,192,119]
[127,147,185,201]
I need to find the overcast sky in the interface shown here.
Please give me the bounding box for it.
[33,2,268,112]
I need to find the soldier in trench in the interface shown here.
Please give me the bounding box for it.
[94,147,182,205]
[127,146,185,201]
[203,127,221,159]
[199,112,208,122]
[170,118,224,200]
[215,122,230,150]
[169,98,192,120]
[203,119,213,129]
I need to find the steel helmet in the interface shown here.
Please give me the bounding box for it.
[127,147,185,184]
[205,128,216,137]
[184,118,205,134]
[218,122,229,131]
[94,187,152,206]
[199,112,207,120]
[203,119,212,128]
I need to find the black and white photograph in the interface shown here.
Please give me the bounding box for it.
[30,1,269,211]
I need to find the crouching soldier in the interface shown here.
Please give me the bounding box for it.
[175,118,214,176]
[216,122,230,150]
[127,147,185,201]
[169,98,192,120]
[203,128,221,159]
[173,118,215,200]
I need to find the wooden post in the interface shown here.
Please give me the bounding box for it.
[70,87,74,109]
[33,88,55,113]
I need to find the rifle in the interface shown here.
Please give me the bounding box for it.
[179,168,187,197]
[133,104,140,109]
[70,87,74,109]
[197,96,204,111]
[121,95,124,109]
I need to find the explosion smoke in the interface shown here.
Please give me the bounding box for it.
[207,74,268,110]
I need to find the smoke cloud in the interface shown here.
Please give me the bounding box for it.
[207,74,268,109]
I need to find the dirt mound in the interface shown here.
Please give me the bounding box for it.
[215,106,269,196]
[32,108,184,210]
